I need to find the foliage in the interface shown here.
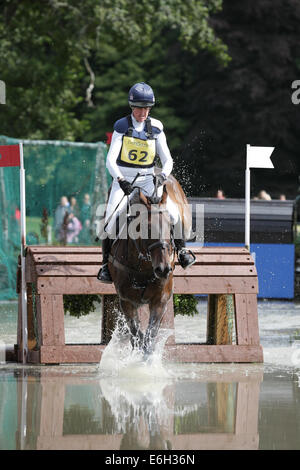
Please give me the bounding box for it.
[0,0,228,141]
[63,294,101,318]
[174,0,300,198]
[173,294,198,317]
[63,293,197,318]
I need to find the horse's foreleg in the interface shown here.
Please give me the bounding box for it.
[119,299,144,350]
[143,300,168,356]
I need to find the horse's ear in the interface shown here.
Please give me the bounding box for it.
[160,185,168,205]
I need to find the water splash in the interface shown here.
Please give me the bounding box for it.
[98,313,173,380]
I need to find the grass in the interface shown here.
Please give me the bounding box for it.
[26,216,54,244]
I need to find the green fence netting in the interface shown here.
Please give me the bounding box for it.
[0,135,110,300]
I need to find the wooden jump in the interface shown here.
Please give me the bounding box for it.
[15,245,263,364]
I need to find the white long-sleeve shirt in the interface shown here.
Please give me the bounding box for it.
[106,114,173,180]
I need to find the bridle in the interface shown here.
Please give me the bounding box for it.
[128,205,175,264]
[109,195,175,289]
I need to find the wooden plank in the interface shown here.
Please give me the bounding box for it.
[27,245,249,255]
[32,254,102,264]
[38,295,65,347]
[164,344,263,363]
[39,344,263,364]
[245,294,261,345]
[174,265,257,277]
[193,254,254,265]
[52,295,65,346]
[27,245,101,253]
[173,277,258,295]
[35,264,99,277]
[234,294,248,345]
[35,276,258,295]
[33,264,257,278]
[37,277,117,294]
[40,344,106,363]
[39,295,56,345]
[31,253,253,265]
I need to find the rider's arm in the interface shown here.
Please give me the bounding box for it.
[105,131,124,180]
[156,130,173,178]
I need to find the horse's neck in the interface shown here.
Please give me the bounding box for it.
[166,176,192,238]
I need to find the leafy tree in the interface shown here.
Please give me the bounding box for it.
[174,0,300,198]
[0,0,228,141]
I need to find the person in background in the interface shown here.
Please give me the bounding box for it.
[66,212,82,244]
[54,196,69,242]
[216,189,225,199]
[79,193,92,244]
[257,190,272,201]
[279,194,286,201]
[70,196,80,218]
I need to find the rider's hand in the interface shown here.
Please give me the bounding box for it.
[156,173,167,186]
[118,178,134,195]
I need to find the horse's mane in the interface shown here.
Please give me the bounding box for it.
[165,174,192,240]
[125,172,192,240]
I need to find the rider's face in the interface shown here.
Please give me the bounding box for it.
[132,107,150,122]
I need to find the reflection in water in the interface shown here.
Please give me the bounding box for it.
[0,363,263,450]
[1,300,300,450]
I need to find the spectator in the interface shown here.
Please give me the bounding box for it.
[70,196,80,217]
[257,190,272,200]
[66,212,82,244]
[79,193,92,244]
[279,194,286,201]
[54,196,69,242]
[216,189,226,199]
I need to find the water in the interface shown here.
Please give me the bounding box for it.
[0,299,300,450]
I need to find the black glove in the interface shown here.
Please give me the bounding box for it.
[156,173,167,186]
[118,178,134,195]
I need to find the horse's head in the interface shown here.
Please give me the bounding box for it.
[130,187,175,280]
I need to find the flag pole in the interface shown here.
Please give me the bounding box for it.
[245,144,251,251]
[19,142,28,363]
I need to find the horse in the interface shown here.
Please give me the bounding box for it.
[107,174,192,357]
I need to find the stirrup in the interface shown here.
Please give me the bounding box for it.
[97,263,113,283]
[178,249,196,269]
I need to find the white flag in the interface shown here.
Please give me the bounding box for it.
[246,144,274,169]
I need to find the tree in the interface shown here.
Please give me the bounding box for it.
[0,0,228,141]
[175,0,300,198]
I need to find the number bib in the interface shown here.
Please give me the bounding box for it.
[118,135,156,168]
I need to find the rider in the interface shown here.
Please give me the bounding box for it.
[97,82,195,283]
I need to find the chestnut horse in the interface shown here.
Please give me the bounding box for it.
[107,174,191,356]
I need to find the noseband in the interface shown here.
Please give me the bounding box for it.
[133,239,172,263]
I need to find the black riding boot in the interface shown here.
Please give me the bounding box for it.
[174,239,196,269]
[97,237,113,283]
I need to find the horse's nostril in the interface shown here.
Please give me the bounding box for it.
[154,264,172,279]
